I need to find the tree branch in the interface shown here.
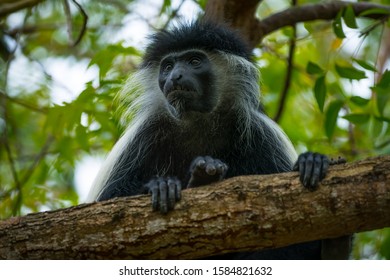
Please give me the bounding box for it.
[205,0,390,48]
[1,155,389,259]
[257,1,390,43]
[0,0,45,17]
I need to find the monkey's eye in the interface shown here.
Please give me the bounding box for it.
[162,63,173,73]
[189,57,201,67]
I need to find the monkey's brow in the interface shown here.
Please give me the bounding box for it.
[161,50,208,62]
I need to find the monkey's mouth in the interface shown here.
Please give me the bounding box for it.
[166,85,196,97]
[166,86,196,104]
[165,85,197,117]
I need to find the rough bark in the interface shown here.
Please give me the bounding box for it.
[205,0,261,47]
[0,155,389,259]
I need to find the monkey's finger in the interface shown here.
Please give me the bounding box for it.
[158,179,168,214]
[223,162,228,171]
[175,179,182,201]
[215,159,224,172]
[292,160,299,171]
[148,183,159,212]
[298,159,306,184]
[294,153,306,183]
[216,162,228,179]
[303,153,314,188]
[216,164,224,176]
[310,154,322,188]
[167,178,178,210]
[205,163,216,175]
[320,155,329,180]
[196,157,206,169]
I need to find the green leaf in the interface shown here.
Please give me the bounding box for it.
[376,70,390,89]
[350,96,370,106]
[196,0,207,9]
[89,45,140,80]
[333,10,346,38]
[35,162,50,185]
[343,6,358,29]
[375,116,390,123]
[353,59,377,72]
[343,114,370,124]
[45,105,65,136]
[57,136,74,163]
[314,75,327,112]
[379,229,390,259]
[377,93,389,116]
[373,70,390,115]
[325,100,344,138]
[89,48,116,79]
[359,8,390,17]
[371,117,386,139]
[306,61,324,75]
[335,63,367,80]
[76,125,90,152]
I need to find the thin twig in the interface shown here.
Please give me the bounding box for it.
[20,135,55,187]
[162,0,186,30]
[1,110,20,191]
[71,0,88,47]
[63,0,74,46]
[0,90,48,113]
[273,0,297,123]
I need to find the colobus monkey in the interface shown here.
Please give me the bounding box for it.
[88,20,351,259]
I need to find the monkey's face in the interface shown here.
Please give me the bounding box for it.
[158,50,216,116]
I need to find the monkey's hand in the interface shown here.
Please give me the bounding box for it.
[187,156,228,188]
[293,152,329,190]
[143,177,182,214]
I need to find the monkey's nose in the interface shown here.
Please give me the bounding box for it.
[170,68,184,81]
[172,74,182,81]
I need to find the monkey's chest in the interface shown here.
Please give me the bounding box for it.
[147,124,233,179]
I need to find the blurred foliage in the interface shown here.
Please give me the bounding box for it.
[0,0,389,259]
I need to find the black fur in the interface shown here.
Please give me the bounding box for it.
[142,20,252,68]
[96,109,294,200]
